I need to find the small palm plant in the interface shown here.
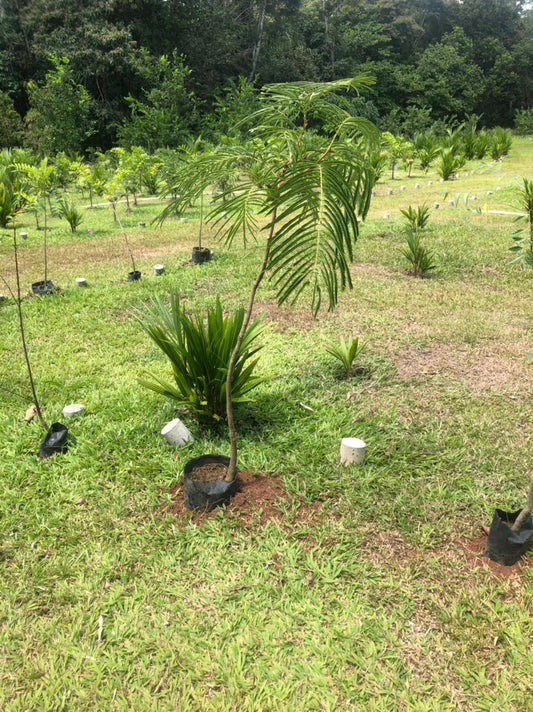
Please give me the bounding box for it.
[137,294,264,424]
[509,178,533,269]
[436,148,465,181]
[156,77,379,482]
[325,336,365,378]
[55,197,83,232]
[402,231,436,278]
[400,204,430,233]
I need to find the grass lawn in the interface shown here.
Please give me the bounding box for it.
[0,138,532,711]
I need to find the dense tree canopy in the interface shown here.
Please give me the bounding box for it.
[0,0,531,152]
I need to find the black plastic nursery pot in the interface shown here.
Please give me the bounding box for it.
[485,508,533,566]
[31,280,56,296]
[38,422,69,458]
[127,270,142,281]
[191,247,212,265]
[183,454,238,511]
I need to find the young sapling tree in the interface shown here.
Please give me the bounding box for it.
[157,77,379,483]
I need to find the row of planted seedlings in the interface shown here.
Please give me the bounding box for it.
[3,78,533,566]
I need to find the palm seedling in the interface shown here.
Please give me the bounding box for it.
[509,178,533,269]
[400,204,430,233]
[436,148,465,181]
[137,294,264,424]
[402,231,436,278]
[55,197,83,232]
[325,336,366,378]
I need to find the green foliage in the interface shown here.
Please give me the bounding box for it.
[24,55,93,155]
[117,52,198,151]
[509,178,533,269]
[0,154,30,228]
[54,197,83,232]
[413,132,440,171]
[325,336,365,378]
[402,231,436,278]
[209,76,261,142]
[514,108,533,136]
[0,91,23,148]
[436,147,465,181]
[136,294,264,423]
[400,204,430,233]
[489,127,513,160]
[158,77,380,317]
[473,129,491,159]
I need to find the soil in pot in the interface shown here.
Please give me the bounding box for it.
[183,454,238,511]
[485,508,533,566]
[38,422,69,458]
[127,270,142,281]
[31,280,56,296]
[191,247,212,265]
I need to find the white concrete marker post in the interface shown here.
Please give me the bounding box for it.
[340,437,366,465]
[161,418,194,447]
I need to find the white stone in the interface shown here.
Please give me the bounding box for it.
[161,418,194,447]
[383,213,390,220]
[427,181,433,186]
[433,202,440,209]
[415,184,420,189]
[62,404,86,418]
[340,437,366,465]
[387,188,393,195]
[400,186,405,191]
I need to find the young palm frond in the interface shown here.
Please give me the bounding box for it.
[325,336,366,378]
[136,294,264,423]
[54,197,83,232]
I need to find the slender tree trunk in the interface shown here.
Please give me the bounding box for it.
[43,203,48,284]
[198,192,204,249]
[511,478,533,532]
[225,209,277,481]
[12,225,48,432]
[249,0,267,82]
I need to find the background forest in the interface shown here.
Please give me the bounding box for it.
[0,0,532,153]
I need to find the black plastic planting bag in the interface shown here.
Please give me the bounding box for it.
[485,508,533,565]
[191,247,212,265]
[183,454,238,511]
[127,270,141,281]
[38,422,69,458]
[31,280,55,295]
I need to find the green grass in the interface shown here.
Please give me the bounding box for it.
[0,139,532,710]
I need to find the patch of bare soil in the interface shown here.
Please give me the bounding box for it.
[452,532,532,584]
[393,344,533,395]
[167,469,319,527]
[359,525,532,585]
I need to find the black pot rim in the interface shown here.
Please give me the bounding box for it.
[184,453,233,481]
